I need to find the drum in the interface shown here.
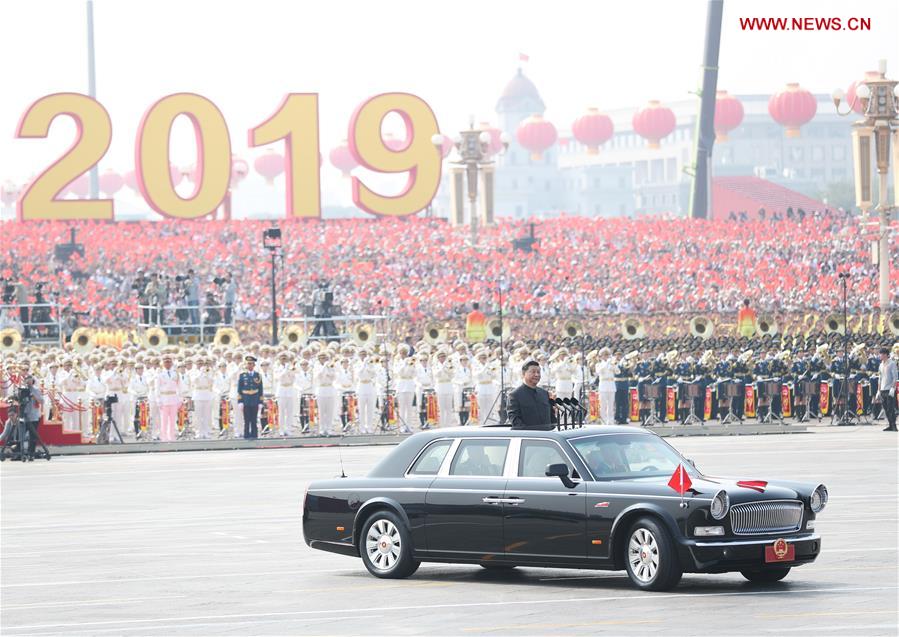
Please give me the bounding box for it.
[678,382,702,399]
[756,379,781,398]
[797,380,819,397]
[300,393,314,421]
[642,382,663,401]
[466,388,479,423]
[721,381,744,399]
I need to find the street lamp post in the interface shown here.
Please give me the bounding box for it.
[433,123,508,246]
[833,60,899,311]
[263,227,282,345]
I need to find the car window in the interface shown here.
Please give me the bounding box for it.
[449,439,509,477]
[408,440,453,476]
[519,440,571,478]
[571,434,685,479]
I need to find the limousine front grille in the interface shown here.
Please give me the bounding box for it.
[730,501,803,535]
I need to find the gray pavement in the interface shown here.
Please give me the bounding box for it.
[2,426,897,636]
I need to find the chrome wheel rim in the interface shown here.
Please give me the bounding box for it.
[365,519,401,571]
[628,527,660,583]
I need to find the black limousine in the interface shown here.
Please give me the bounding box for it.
[302,425,826,590]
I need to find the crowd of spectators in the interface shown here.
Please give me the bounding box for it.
[0,208,895,333]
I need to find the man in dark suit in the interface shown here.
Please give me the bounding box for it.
[507,361,556,430]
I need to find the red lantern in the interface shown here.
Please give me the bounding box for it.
[98,169,124,197]
[516,114,557,160]
[67,174,89,198]
[632,100,675,149]
[768,83,816,138]
[714,90,744,141]
[477,122,504,155]
[1,181,20,206]
[572,107,614,154]
[329,141,358,178]
[846,70,882,115]
[231,156,249,187]
[254,149,284,185]
[123,170,138,191]
[437,133,454,158]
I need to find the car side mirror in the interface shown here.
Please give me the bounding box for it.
[545,463,576,488]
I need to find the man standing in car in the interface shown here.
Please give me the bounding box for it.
[507,361,556,429]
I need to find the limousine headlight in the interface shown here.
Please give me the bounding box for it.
[710,489,729,520]
[810,484,828,513]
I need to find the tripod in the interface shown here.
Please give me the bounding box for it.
[96,397,124,444]
[680,382,703,426]
[1,392,51,461]
[757,381,785,425]
[641,382,665,427]
[832,377,860,427]
[720,381,743,425]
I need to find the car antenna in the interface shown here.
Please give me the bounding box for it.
[338,446,347,478]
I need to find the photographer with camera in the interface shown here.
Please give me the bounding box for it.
[4,374,45,461]
[223,274,236,324]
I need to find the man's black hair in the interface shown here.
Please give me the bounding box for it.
[522,360,540,373]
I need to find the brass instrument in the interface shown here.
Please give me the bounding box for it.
[620,318,645,340]
[280,324,306,347]
[0,328,22,352]
[823,313,845,335]
[486,318,511,341]
[423,321,447,346]
[352,323,376,347]
[213,327,240,347]
[699,349,715,368]
[888,311,899,337]
[562,320,581,339]
[144,326,168,349]
[757,314,778,337]
[689,316,715,339]
[71,327,96,353]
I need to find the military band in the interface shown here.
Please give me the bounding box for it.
[4,334,899,442]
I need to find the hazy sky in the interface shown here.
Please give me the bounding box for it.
[1,0,896,211]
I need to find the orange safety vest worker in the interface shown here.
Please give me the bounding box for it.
[738,306,757,338]
[466,309,486,343]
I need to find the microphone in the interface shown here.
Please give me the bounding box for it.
[551,397,570,427]
[568,397,586,424]
[562,397,583,426]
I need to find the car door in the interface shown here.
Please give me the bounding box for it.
[425,438,510,560]
[503,438,587,564]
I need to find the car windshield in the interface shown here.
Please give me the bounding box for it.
[569,433,692,480]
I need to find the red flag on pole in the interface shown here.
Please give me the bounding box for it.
[519,52,530,62]
[667,463,693,495]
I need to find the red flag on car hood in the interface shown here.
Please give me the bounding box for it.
[667,463,693,495]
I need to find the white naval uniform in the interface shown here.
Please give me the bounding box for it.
[129,372,151,435]
[315,365,338,435]
[102,370,131,438]
[192,369,215,439]
[59,370,87,435]
[596,359,620,425]
[474,363,498,426]
[355,363,378,434]
[275,368,298,435]
[553,361,575,399]
[434,363,456,428]
[395,360,417,433]
[155,368,183,442]
[453,364,473,425]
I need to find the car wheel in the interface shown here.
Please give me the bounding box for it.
[624,517,683,591]
[360,511,420,579]
[741,567,791,583]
